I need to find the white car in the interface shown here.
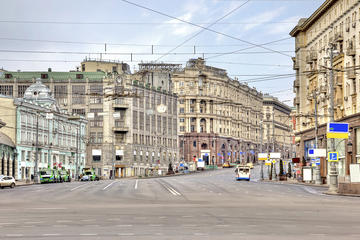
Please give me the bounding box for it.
[0,175,16,188]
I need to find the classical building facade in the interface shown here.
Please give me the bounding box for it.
[0,80,87,180]
[0,59,179,178]
[0,119,16,178]
[262,95,293,159]
[290,0,360,181]
[172,58,263,166]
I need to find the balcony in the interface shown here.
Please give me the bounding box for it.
[294,97,300,105]
[310,52,318,61]
[335,32,343,42]
[346,43,356,56]
[306,55,312,63]
[112,99,129,108]
[335,76,343,87]
[293,79,300,88]
[347,69,356,79]
[113,120,129,132]
[292,58,299,70]
[113,126,129,132]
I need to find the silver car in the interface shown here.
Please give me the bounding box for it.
[0,175,16,188]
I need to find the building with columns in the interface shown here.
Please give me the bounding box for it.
[0,80,87,180]
[0,118,16,178]
[172,58,263,166]
[290,0,360,182]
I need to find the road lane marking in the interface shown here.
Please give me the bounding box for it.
[118,233,135,236]
[24,221,43,224]
[6,234,24,237]
[56,220,72,223]
[103,181,117,190]
[0,223,15,225]
[135,180,138,189]
[117,224,133,227]
[149,224,163,227]
[43,234,61,236]
[26,208,66,210]
[70,184,88,191]
[80,233,97,236]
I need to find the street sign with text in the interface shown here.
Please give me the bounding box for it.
[258,153,268,161]
[270,153,281,159]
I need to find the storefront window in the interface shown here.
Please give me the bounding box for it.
[356,128,360,163]
[327,138,346,177]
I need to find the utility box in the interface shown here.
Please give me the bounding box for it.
[303,166,313,182]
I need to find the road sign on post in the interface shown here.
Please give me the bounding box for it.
[327,122,349,139]
[308,149,327,157]
[328,152,339,162]
[258,153,268,161]
[270,153,281,159]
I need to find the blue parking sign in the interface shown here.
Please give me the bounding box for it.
[328,152,338,162]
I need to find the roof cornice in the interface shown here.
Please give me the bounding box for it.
[290,0,336,37]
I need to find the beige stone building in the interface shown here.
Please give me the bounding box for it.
[172,58,263,166]
[262,95,293,159]
[290,0,360,181]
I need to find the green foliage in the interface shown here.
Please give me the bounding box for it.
[279,160,284,176]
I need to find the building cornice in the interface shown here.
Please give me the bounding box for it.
[290,0,336,37]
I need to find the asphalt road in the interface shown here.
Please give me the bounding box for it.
[0,168,360,240]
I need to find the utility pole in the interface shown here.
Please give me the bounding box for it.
[328,43,338,193]
[260,121,264,180]
[34,112,39,184]
[75,128,79,180]
[271,111,276,180]
[314,91,321,185]
[266,113,271,180]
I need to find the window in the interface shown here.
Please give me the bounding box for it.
[76,74,84,79]
[0,85,13,96]
[18,85,30,97]
[82,64,85,71]
[180,118,185,122]
[97,132,103,143]
[72,85,85,104]
[72,109,86,116]
[4,73,12,79]
[180,126,185,132]
[41,74,48,79]
[180,108,184,113]
[89,85,103,104]
[139,112,144,130]
[112,66,118,72]
[193,141,196,147]
[356,128,360,163]
[133,111,138,129]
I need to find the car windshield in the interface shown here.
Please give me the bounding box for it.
[40,170,52,175]
[84,171,92,175]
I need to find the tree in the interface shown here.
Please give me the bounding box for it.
[279,160,284,176]
[287,162,292,178]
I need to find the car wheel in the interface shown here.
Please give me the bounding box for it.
[10,183,15,188]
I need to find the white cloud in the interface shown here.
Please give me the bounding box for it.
[243,7,286,31]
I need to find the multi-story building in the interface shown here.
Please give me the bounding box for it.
[290,0,360,181]
[262,94,293,159]
[103,63,179,177]
[0,59,179,178]
[0,80,87,180]
[172,58,263,166]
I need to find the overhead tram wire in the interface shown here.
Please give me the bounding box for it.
[117,0,334,71]
[155,0,251,62]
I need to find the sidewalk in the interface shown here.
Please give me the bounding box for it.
[15,180,35,187]
[260,178,360,197]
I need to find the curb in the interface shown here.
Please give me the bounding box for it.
[261,180,328,188]
[323,192,360,197]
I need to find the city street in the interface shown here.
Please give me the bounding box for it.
[1,168,360,240]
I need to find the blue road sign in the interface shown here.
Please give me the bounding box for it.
[328,123,349,133]
[250,150,254,154]
[198,158,203,162]
[204,153,209,156]
[228,152,231,156]
[217,153,221,156]
[328,152,338,162]
[308,149,314,155]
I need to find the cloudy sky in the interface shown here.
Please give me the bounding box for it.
[0,0,325,104]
